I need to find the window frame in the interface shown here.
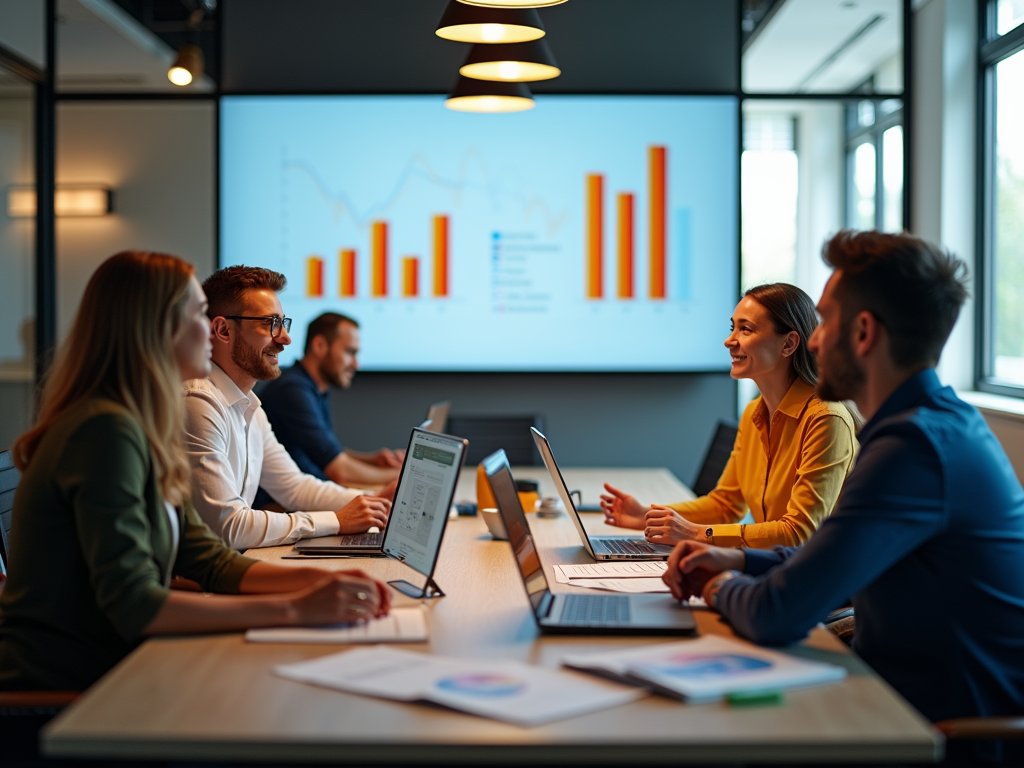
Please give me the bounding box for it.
[844,99,904,232]
[976,1,1024,397]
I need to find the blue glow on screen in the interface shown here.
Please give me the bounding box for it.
[220,95,737,371]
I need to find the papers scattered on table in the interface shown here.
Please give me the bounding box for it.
[246,608,428,644]
[275,646,647,727]
[568,577,670,593]
[562,635,847,704]
[553,561,667,583]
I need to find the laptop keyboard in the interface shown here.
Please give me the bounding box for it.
[560,594,631,625]
[599,538,656,555]
[342,532,382,546]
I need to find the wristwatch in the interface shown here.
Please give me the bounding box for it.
[704,527,714,545]
[705,570,737,610]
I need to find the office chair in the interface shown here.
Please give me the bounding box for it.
[0,449,18,570]
[691,421,738,497]
[0,450,80,762]
[446,415,543,466]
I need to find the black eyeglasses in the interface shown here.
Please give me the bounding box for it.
[223,315,292,337]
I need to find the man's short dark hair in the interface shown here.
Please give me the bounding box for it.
[202,265,287,319]
[823,230,969,369]
[304,312,360,355]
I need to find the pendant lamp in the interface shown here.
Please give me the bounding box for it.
[459,40,560,82]
[445,76,535,113]
[436,1,545,44]
[457,0,568,7]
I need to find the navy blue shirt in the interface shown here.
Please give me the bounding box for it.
[259,363,343,482]
[718,369,1024,723]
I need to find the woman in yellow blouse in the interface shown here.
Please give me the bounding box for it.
[601,283,856,549]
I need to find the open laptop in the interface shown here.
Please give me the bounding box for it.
[422,401,451,434]
[530,428,672,561]
[484,450,695,635]
[293,428,467,562]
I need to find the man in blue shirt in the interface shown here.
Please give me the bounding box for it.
[664,231,1024,732]
[260,313,404,488]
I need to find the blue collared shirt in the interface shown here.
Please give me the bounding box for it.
[258,363,343,482]
[717,369,1024,722]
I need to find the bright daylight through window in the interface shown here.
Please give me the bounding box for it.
[991,49,1024,384]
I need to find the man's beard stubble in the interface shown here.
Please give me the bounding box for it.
[231,335,283,381]
[815,325,865,403]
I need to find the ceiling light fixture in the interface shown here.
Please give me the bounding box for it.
[457,0,568,7]
[168,43,204,86]
[436,1,545,44]
[168,9,206,86]
[459,40,560,82]
[444,76,535,113]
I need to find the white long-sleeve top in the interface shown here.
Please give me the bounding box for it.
[182,364,360,550]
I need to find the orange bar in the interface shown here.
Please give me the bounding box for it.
[403,257,419,298]
[433,215,449,297]
[586,174,603,299]
[617,193,634,299]
[339,249,356,297]
[306,256,323,298]
[371,221,388,297]
[649,145,667,299]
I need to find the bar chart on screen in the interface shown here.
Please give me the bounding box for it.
[221,96,736,370]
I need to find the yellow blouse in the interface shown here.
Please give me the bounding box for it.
[666,377,856,549]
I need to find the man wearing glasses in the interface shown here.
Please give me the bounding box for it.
[183,265,393,550]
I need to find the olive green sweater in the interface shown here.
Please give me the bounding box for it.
[0,400,257,691]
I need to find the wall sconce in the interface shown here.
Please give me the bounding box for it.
[168,43,205,86]
[7,186,114,218]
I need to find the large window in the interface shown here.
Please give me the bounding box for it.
[845,99,904,233]
[979,1,1024,393]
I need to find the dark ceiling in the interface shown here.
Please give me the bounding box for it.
[219,0,738,94]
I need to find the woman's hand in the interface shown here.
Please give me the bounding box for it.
[289,569,391,626]
[600,484,649,529]
[643,506,706,545]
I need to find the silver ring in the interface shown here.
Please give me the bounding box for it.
[355,590,369,601]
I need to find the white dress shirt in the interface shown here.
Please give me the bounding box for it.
[183,364,359,549]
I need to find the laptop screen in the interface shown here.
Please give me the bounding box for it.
[381,429,465,577]
[483,450,549,612]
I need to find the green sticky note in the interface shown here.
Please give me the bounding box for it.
[726,690,783,707]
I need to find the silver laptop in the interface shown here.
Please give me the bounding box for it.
[484,450,695,635]
[531,427,672,561]
[422,401,451,434]
[293,428,466,566]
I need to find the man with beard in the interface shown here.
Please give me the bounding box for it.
[259,313,404,489]
[662,232,1024,754]
[183,266,393,550]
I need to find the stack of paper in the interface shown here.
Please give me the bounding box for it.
[562,635,847,703]
[275,646,647,727]
[554,561,671,594]
[246,608,427,644]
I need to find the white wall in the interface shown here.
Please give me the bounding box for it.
[911,0,977,391]
[55,100,216,338]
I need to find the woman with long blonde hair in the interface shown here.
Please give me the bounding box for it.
[0,251,389,691]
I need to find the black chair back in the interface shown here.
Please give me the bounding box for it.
[0,450,19,571]
[446,415,543,466]
[691,421,738,497]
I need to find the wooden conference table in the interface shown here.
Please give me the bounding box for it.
[44,467,941,764]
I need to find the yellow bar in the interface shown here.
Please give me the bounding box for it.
[372,221,388,297]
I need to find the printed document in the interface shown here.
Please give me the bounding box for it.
[246,608,427,644]
[553,561,667,583]
[275,646,646,727]
[568,577,670,593]
[562,635,847,703]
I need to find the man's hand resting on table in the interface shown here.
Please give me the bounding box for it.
[662,541,745,603]
[335,495,391,534]
[600,483,650,529]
